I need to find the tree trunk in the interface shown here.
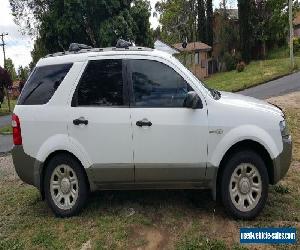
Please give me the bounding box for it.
[5,87,11,112]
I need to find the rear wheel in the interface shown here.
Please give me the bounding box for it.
[44,154,88,217]
[220,150,269,219]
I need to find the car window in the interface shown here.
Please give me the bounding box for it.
[75,59,125,106]
[18,64,72,105]
[128,59,191,107]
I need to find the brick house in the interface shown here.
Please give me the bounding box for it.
[173,42,212,79]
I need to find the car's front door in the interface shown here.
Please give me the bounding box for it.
[68,59,134,185]
[127,58,208,183]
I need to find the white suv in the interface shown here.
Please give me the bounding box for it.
[12,44,292,219]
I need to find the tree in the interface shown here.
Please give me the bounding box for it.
[0,66,12,108]
[238,0,254,63]
[197,0,206,42]
[4,58,17,81]
[10,0,153,65]
[206,0,213,46]
[155,0,196,44]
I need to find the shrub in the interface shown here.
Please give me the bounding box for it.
[223,52,236,71]
[293,37,300,52]
[236,61,246,72]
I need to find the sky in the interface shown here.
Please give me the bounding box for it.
[0,0,237,69]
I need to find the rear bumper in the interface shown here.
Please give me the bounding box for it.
[273,135,292,183]
[12,145,42,189]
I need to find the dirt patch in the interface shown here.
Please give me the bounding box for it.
[267,91,300,111]
[130,225,170,250]
[0,154,19,182]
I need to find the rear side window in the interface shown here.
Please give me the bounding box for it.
[18,64,72,105]
[74,59,125,106]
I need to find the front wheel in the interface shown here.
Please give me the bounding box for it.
[44,154,89,217]
[220,150,269,219]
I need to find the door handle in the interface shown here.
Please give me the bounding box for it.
[136,119,152,127]
[73,117,88,126]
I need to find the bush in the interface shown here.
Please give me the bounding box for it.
[293,37,300,52]
[223,53,236,71]
[236,61,246,72]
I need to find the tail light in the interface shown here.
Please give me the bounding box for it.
[12,114,22,145]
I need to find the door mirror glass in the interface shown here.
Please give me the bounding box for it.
[184,91,203,109]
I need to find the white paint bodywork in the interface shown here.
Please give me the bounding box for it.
[13,48,285,182]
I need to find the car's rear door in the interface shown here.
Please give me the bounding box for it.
[127,57,208,183]
[68,58,134,185]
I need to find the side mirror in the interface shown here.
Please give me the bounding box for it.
[184,91,203,109]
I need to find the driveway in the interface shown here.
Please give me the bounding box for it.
[0,115,12,153]
[239,71,300,99]
[0,115,11,128]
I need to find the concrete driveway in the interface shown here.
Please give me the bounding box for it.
[0,115,11,128]
[0,115,12,153]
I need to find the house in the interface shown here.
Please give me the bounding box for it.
[154,39,180,55]
[173,42,212,79]
[294,11,300,37]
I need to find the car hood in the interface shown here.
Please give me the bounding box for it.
[218,91,283,117]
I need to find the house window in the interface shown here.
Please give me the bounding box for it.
[194,52,199,64]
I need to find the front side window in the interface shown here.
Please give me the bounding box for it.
[75,59,125,106]
[18,64,72,105]
[128,59,191,108]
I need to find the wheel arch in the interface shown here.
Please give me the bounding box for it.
[39,150,91,200]
[214,139,274,201]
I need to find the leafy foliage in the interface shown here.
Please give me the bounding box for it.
[238,0,300,62]
[0,66,12,104]
[10,0,153,65]
[4,58,17,81]
[156,0,213,45]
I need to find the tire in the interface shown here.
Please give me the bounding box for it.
[44,153,89,217]
[220,150,269,220]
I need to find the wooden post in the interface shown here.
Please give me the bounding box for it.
[289,0,295,69]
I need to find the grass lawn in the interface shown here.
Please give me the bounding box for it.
[0,125,12,134]
[0,92,300,249]
[205,57,300,92]
[0,98,17,116]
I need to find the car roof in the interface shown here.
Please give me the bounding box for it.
[36,47,173,67]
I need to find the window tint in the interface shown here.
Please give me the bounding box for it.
[18,64,72,105]
[75,60,124,106]
[129,60,190,107]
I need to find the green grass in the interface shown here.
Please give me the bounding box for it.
[0,98,17,116]
[205,57,300,92]
[0,125,12,134]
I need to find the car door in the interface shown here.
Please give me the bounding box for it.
[68,58,134,184]
[127,57,209,183]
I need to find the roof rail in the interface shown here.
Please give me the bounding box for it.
[45,45,153,58]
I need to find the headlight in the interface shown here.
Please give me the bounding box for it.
[279,120,289,137]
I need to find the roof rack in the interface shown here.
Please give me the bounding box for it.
[69,43,92,52]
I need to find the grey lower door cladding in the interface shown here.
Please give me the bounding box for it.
[87,164,134,183]
[135,163,207,182]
